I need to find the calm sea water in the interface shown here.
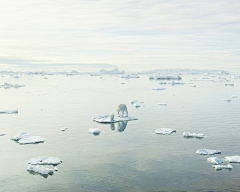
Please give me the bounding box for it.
[0,74,240,192]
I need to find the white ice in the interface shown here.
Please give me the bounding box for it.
[158,103,167,106]
[155,128,176,135]
[88,128,100,134]
[28,156,62,165]
[183,132,204,138]
[93,114,138,123]
[225,155,240,163]
[131,100,144,108]
[61,127,68,131]
[0,109,18,114]
[222,98,231,102]
[152,87,166,90]
[11,131,30,141]
[212,164,232,170]
[207,157,223,164]
[27,165,54,175]
[0,133,6,136]
[196,149,221,155]
[11,131,44,144]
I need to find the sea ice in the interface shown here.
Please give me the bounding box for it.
[13,84,25,88]
[61,127,68,131]
[196,149,221,155]
[170,81,186,84]
[222,98,231,102]
[232,95,238,98]
[159,81,167,84]
[158,103,167,106]
[152,87,166,90]
[11,131,44,144]
[155,128,176,135]
[43,77,48,79]
[149,76,155,79]
[11,131,30,141]
[0,133,6,136]
[121,74,140,78]
[0,109,18,114]
[207,157,223,164]
[225,155,240,163]
[190,85,196,87]
[225,83,234,86]
[183,132,204,138]
[156,75,182,80]
[93,114,138,123]
[131,100,144,108]
[27,165,54,175]
[28,156,62,165]
[88,128,100,134]
[212,164,232,170]
[12,75,20,78]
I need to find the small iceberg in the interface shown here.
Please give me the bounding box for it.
[155,128,176,135]
[152,87,166,90]
[13,84,25,88]
[170,81,186,84]
[131,100,144,108]
[156,75,182,80]
[183,132,204,138]
[207,157,223,164]
[11,131,44,144]
[0,109,18,114]
[93,114,138,123]
[222,98,231,102]
[196,149,221,155]
[28,156,62,165]
[212,164,232,170]
[232,95,238,98]
[158,103,167,106]
[27,165,53,175]
[149,76,155,79]
[0,132,6,136]
[88,128,100,134]
[225,155,240,163]
[61,127,68,131]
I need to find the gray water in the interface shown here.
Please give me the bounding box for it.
[0,74,240,192]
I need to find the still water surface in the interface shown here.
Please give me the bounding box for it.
[0,75,240,191]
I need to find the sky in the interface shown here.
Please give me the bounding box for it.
[0,0,240,72]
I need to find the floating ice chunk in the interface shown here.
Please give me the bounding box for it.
[54,167,58,171]
[18,136,44,144]
[207,157,223,164]
[121,74,140,78]
[152,87,166,90]
[0,109,18,114]
[170,81,186,84]
[0,83,12,88]
[93,114,138,123]
[29,156,62,165]
[202,77,209,79]
[225,155,240,163]
[13,84,25,88]
[0,133,6,136]
[183,132,204,138]
[61,127,68,131]
[196,149,221,155]
[222,98,231,102]
[11,131,30,141]
[158,103,167,106]
[155,128,176,135]
[159,81,167,84]
[225,83,234,86]
[88,128,100,134]
[232,95,238,98]
[131,100,144,108]
[212,164,232,170]
[27,165,54,175]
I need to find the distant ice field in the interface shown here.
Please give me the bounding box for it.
[0,74,240,191]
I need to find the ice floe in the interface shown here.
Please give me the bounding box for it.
[222,98,231,102]
[11,131,44,144]
[0,133,6,136]
[0,109,18,114]
[225,155,240,163]
[93,114,138,123]
[207,157,223,164]
[88,128,100,134]
[159,81,167,84]
[155,128,176,135]
[158,103,167,106]
[196,149,221,155]
[183,132,204,138]
[0,83,25,88]
[131,100,144,108]
[61,127,68,131]
[27,165,53,175]
[152,87,166,90]
[28,156,62,165]
[212,164,232,170]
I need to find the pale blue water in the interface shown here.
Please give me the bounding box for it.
[0,74,240,191]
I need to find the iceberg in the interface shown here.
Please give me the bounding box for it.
[88,128,100,134]
[152,87,166,90]
[93,114,138,123]
[212,164,232,170]
[0,132,6,136]
[155,128,176,135]
[207,157,223,164]
[11,131,30,141]
[225,155,240,163]
[158,103,167,106]
[28,156,62,165]
[11,131,44,144]
[61,127,68,131]
[27,165,54,175]
[0,109,18,114]
[183,132,204,138]
[196,149,221,155]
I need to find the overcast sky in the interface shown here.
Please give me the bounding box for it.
[0,0,239,72]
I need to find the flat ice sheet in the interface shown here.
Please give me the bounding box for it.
[155,128,176,135]
[27,165,54,175]
[225,155,240,163]
[183,132,204,138]
[212,164,232,170]
[28,156,62,165]
[196,149,221,155]
[207,157,223,164]
[11,131,44,144]
[93,114,138,123]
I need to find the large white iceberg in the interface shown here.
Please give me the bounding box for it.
[28,156,62,165]
[93,114,138,123]
[88,128,100,134]
[0,109,18,114]
[207,157,223,164]
[225,155,240,163]
[155,128,176,135]
[196,149,221,155]
[152,87,166,90]
[11,131,44,144]
[212,164,232,170]
[183,132,204,138]
[27,165,54,175]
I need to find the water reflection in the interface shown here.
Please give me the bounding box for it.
[183,136,204,140]
[110,121,128,132]
[27,170,53,178]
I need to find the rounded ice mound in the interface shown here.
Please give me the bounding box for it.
[88,128,100,134]
[196,149,221,155]
[11,131,30,141]
[207,157,223,165]
[28,156,62,165]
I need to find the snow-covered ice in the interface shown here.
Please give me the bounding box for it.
[207,157,223,164]
[11,131,30,141]
[29,156,62,165]
[212,164,232,170]
[196,149,221,155]
[158,103,167,106]
[0,109,18,114]
[93,114,138,123]
[155,128,176,135]
[183,132,204,138]
[152,87,166,90]
[88,128,100,134]
[0,133,6,136]
[11,131,44,144]
[61,127,68,131]
[225,155,240,163]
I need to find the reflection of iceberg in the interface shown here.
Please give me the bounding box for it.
[196,149,221,155]
[11,131,44,144]
[212,164,232,170]
[207,157,223,164]
[117,121,128,132]
[93,114,138,123]
[28,156,62,165]
[155,128,176,135]
[225,155,240,163]
[183,132,204,138]
[0,110,18,114]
